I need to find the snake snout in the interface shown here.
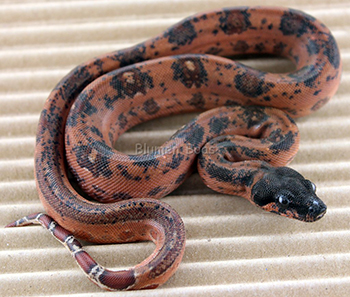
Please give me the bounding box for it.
[308,199,327,221]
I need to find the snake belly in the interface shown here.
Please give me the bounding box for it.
[6,6,341,291]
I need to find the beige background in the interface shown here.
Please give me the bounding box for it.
[1,0,350,296]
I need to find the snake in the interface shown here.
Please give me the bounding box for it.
[6,6,341,291]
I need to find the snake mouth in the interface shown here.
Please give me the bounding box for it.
[317,207,327,219]
[260,202,327,222]
[284,208,327,222]
[304,200,327,222]
[316,209,327,220]
[306,207,327,222]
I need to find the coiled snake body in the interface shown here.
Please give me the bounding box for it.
[7,7,341,291]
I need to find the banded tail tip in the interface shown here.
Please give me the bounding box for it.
[5,213,43,228]
[5,221,17,228]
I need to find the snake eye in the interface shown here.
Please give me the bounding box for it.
[276,193,290,208]
[305,180,316,193]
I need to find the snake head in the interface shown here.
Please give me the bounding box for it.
[251,167,326,222]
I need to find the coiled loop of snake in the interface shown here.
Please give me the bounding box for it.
[7,7,341,291]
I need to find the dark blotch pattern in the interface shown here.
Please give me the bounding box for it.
[129,155,160,174]
[171,58,208,88]
[233,40,250,52]
[185,123,205,148]
[164,20,197,48]
[234,68,275,98]
[238,106,268,129]
[218,8,251,35]
[166,153,185,170]
[187,93,206,109]
[269,130,297,154]
[279,9,316,37]
[110,68,154,99]
[175,173,187,184]
[225,144,268,160]
[118,113,128,130]
[148,186,167,197]
[323,34,341,69]
[112,44,146,68]
[303,65,323,88]
[143,98,160,115]
[208,116,229,135]
[73,145,113,179]
[205,161,256,187]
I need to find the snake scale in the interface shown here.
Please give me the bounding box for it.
[7,6,341,291]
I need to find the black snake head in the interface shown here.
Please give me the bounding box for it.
[251,167,326,222]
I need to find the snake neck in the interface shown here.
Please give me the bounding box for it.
[197,151,271,200]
